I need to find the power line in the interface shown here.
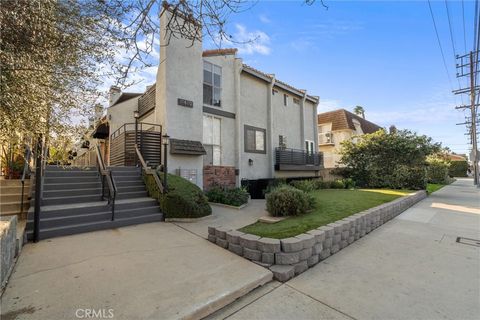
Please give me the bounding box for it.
[445,0,457,57]
[427,0,455,92]
[462,0,467,53]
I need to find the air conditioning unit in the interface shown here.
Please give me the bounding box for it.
[325,132,332,143]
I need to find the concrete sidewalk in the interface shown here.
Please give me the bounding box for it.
[0,222,272,320]
[211,179,480,320]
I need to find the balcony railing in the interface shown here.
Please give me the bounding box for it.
[319,132,334,145]
[275,148,323,171]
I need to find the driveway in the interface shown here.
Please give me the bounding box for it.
[209,179,480,320]
[0,222,271,320]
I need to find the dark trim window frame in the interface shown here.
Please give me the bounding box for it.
[203,61,222,107]
[244,125,267,154]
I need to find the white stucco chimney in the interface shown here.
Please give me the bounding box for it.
[109,86,121,106]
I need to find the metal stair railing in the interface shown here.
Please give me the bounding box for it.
[135,144,165,200]
[20,144,32,216]
[95,144,117,221]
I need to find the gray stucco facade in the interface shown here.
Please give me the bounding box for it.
[144,6,320,189]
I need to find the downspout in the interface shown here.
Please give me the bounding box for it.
[234,59,242,186]
[267,75,276,179]
[300,90,306,149]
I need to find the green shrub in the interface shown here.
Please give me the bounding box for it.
[265,185,315,217]
[391,165,426,190]
[449,160,468,177]
[205,186,249,207]
[330,180,345,189]
[426,155,450,184]
[343,178,356,189]
[144,171,212,219]
[289,179,316,192]
[263,178,287,196]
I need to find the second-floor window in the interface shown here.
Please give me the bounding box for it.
[203,61,221,107]
[245,125,266,154]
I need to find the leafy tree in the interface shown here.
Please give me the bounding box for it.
[353,105,365,118]
[338,129,441,189]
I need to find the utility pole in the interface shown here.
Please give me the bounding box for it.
[455,51,479,185]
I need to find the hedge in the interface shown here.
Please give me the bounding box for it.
[449,160,468,177]
[144,171,212,219]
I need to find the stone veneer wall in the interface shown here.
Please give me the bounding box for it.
[208,190,427,282]
[203,165,236,190]
[1,216,18,291]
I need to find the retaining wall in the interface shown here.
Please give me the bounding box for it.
[1,216,18,291]
[209,190,427,282]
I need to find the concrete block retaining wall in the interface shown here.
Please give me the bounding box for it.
[209,190,427,282]
[1,216,18,291]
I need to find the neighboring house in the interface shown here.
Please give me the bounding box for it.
[109,5,322,190]
[318,109,382,169]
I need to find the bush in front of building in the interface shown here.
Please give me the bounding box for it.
[449,160,468,177]
[266,185,315,217]
[289,179,316,192]
[426,155,451,184]
[144,171,212,219]
[205,186,249,207]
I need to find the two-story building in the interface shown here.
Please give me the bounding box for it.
[107,5,323,191]
[318,108,382,170]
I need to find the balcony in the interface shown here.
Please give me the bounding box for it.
[275,148,323,171]
[319,132,334,145]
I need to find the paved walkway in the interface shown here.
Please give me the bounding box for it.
[174,200,267,238]
[0,222,271,320]
[209,179,480,320]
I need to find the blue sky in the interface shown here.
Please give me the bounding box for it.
[129,0,475,155]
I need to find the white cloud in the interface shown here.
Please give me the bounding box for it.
[259,14,271,24]
[219,24,271,56]
[318,98,342,113]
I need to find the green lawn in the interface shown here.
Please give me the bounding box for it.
[240,189,412,239]
[426,183,446,194]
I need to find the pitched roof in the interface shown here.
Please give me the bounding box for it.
[202,48,238,57]
[445,153,467,161]
[318,109,382,133]
[170,139,206,155]
[241,64,319,103]
[110,92,142,107]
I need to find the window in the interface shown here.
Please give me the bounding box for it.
[244,125,266,154]
[283,94,288,106]
[203,61,221,107]
[203,115,221,165]
[305,140,314,154]
[293,98,300,105]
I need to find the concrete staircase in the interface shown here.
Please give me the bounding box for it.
[0,178,30,219]
[26,166,163,240]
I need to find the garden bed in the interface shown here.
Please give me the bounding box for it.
[208,190,427,282]
[240,189,412,239]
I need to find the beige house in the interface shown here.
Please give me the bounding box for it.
[318,109,382,169]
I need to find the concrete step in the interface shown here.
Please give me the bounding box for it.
[26,206,161,230]
[41,194,104,206]
[116,186,146,193]
[113,175,143,182]
[26,213,164,240]
[45,171,98,177]
[110,171,140,177]
[0,202,22,213]
[116,191,148,199]
[43,182,102,191]
[107,166,141,172]
[27,198,159,220]
[1,193,29,203]
[0,185,30,193]
[45,166,96,172]
[114,180,145,188]
[44,176,100,184]
[0,179,27,187]
[43,188,101,199]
